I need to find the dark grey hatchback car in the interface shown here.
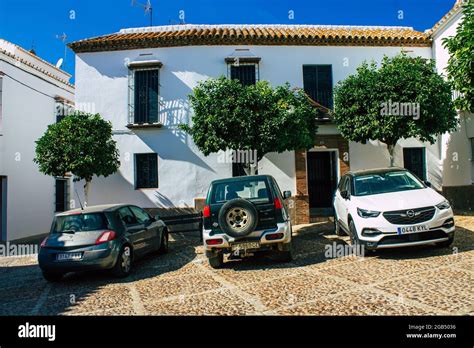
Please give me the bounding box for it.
[38,204,169,282]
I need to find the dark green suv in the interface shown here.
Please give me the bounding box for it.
[202,175,293,268]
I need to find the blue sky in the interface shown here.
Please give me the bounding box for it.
[0,0,456,80]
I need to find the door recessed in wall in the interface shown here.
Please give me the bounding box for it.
[403,147,426,181]
[307,151,338,217]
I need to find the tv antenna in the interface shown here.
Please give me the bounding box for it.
[55,32,68,69]
[132,0,153,26]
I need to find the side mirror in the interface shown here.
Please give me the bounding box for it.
[283,191,292,199]
[424,181,432,188]
[154,214,160,221]
[340,190,349,199]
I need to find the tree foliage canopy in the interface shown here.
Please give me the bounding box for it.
[443,0,474,112]
[181,77,319,162]
[333,54,457,150]
[34,112,120,183]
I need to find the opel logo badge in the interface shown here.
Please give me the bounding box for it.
[407,210,415,218]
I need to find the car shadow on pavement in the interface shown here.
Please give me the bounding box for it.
[0,235,196,315]
[218,220,474,270]
[219,221,349,270]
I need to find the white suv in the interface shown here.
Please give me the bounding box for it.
[333,167,455,254]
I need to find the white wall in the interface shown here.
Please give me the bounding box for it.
[0,57,74,240]
[75,44,432,208]
[432,10,474,186]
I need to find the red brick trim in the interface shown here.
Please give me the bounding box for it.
[292,134,350,225]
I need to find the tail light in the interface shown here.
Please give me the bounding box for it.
[40,236,49,248]
[274,198,283,210]
[95,231,116,245]
[265,232,284,240]
[206,238,223,245]
[203,205,211,218]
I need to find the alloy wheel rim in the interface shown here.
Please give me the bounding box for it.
[226,208,250,231]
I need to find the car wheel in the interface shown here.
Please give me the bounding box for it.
[334,216,345,236]
[435,236,454,248]
[42,271,64,282]
[207,252,224,269]
[349,220,368,257]
[276,241,293,263]
[112,245,132,278]
[157,229,169,254]
[218,198,258,238]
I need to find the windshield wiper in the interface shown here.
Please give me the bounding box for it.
[60,230,76,234]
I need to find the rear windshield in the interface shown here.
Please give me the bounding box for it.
[52,213,109,233]
[353,171,425,196]
[211,178,271,204]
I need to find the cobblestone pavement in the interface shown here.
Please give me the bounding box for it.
[0,216,473,316]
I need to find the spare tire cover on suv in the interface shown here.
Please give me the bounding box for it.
[218,198,258,238]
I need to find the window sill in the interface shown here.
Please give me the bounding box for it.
[126,123,163,129]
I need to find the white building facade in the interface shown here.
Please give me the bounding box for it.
[65,2,471,225]
[0,39,74,241]
[429,1,474,210]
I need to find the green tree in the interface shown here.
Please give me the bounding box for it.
[34,112,120,205]
[443,0,474,112]
[333,54,457,166]
[181,77,319,174]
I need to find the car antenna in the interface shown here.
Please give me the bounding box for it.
[75,188,84,210]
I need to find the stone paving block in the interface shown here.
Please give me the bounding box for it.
[136,273,223,301]
[143,289,258,315]
[38,286,134,315]
[0,281,48,305]
[277,289,435,315]
[0,299,38,315]
[318,254,434,285]
[209,259,303,286]
[241,272,353,311]
[374,268,474,314]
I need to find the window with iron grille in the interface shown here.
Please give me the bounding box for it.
[135,153,158,189]
[302,65,333,109]
[229,64,258,86]
[55,100,74,123]
[128,68,159,124]
[55,178,69,212]
[471,138,474,161]
[227,62,259,176]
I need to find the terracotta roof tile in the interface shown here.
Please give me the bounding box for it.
[69,24,431,53]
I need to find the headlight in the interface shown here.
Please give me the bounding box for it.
[357,208,381,218]
[436,200,451,210]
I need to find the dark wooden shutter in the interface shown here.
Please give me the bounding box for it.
[403,148,426,181]
[471,138,474,160]
[303,65,333,108]
[55,179,68,212]
[136,154,158,188]
[134,69,159,124]
[230,65,257,86]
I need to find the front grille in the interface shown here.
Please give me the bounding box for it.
[383,206,435,225]
[378,229,447,246]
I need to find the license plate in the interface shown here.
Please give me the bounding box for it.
[397,225,429,234]
[56,252,82,261]
[231,242,260,251]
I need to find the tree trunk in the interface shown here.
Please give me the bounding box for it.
[83,180,91,207]
[243,162,258,176]
[387,143,396,167]
[249,163,257,176]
